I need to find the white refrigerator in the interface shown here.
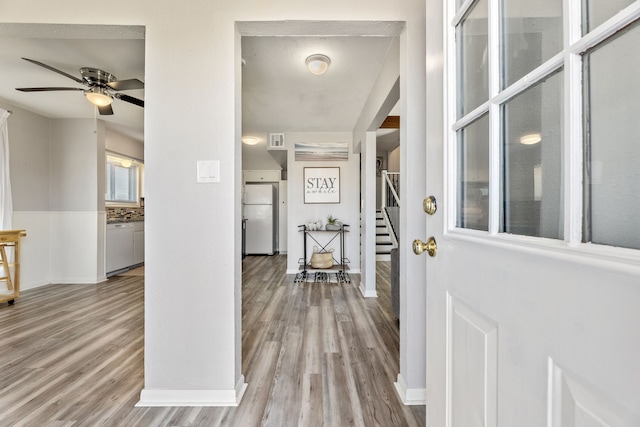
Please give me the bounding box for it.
[243,184,276,255]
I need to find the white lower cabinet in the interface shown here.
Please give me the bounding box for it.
[133,222,144,265]
[106,221,144,274]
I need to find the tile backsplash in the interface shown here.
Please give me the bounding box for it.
[106,206,145,222]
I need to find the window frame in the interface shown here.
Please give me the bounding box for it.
[445,0,640,263]
[105,152,143,207]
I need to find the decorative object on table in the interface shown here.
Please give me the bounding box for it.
[325,215,342,230]
[310,246,334,269]
[304,167,340,204]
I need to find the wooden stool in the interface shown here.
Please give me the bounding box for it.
[0,244,13,290]
[0,230,26,306]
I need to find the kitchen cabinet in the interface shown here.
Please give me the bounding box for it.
[106,221,144,274]
[243,170,280,183]
[133,222,144,265]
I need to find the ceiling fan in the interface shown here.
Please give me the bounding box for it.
[15,57,144,115]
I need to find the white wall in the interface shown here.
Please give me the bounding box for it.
[285,132,360,274]
[278,180,288,253]
[388,145,400,172]
[3,1,427,406]
[242,142,282,170]
[4,105,51,211]
[353,36,400,299]
[106,128,144,160]
[50,119,101,211]
[5,106,107,288]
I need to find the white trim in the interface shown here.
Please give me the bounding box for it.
[547,358,640,426]
[447,0,640,264]
[136,376,247,407]
[564,0,583,246]
[451,102,489,132]
[443,230,640,275]
[451,0,477,27]
[445,0,457,235]
[446,294,498,427]
[394,373,426,405]
[565,50,583,246]
[486,0,500,236]
[569,2,640,55]
[359,283,378,298]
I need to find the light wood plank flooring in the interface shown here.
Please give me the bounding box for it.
[0,255,425,426]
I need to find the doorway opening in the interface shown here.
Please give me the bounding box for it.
[237,20,420,412]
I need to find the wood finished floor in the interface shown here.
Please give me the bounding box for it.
[0,255,425,426]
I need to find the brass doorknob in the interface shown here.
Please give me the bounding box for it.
[413,237,437,257]
[423,196,437,215]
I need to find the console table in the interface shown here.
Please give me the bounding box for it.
[295,224,350,283]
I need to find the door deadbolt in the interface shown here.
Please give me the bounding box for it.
[413,237,437,257]
[423,196,437,215]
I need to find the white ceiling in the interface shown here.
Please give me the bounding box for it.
[241,35,398,169]
[0,24,398,154]
[242,35,394,138]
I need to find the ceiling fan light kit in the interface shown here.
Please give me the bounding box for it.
[84,87,113,106]
[305,54,331,75]
[15,58,144,116]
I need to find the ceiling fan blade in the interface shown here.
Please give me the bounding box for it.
[16,87,84,92]
[22,58,86,85]
[115,93,144,108]
[107,79,144,91]
[98,104,114,115]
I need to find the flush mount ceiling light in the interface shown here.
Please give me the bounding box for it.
[520,132,542,145]
[120,159,133,168]
[305,54,331,75]
[242,136,260,145]
[84,87,113,107]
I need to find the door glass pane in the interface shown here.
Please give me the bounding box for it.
[457,114,490,231]
[502,0,563,88]
[584,23,640,250]
[583,0,636,34]
[501,70,563,238]
[457,0,489,117]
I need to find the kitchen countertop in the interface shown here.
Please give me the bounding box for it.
[107,219,145,224]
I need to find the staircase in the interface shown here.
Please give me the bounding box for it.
[376,210,394,261]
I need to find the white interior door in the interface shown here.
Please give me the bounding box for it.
[424,0,640,426]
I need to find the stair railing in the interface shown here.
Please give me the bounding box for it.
[381,170,400,246]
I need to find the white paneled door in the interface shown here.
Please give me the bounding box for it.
[424,0,640,426]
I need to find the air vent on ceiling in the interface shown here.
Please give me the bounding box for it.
[269,133,285,149]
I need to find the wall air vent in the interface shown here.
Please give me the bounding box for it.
[269,133,285,149]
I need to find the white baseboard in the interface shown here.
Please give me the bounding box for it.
[50,276,108,285]
[136,376,247,407]
[394,374,426,405]
[359,283,378,298]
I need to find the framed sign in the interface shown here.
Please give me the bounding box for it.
[304,167,340,204]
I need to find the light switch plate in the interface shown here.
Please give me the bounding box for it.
[197,160,220,183]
